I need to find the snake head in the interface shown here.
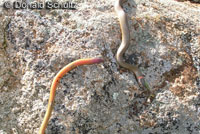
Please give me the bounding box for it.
[137,77,150,91]
[137,77,156,102]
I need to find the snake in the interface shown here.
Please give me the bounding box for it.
[115,0,150,91]
[39,0,151,133]
[39,58,104,134]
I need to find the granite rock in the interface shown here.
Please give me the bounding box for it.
[0,0,200,134]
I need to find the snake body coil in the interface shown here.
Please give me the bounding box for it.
[115,0,150,90]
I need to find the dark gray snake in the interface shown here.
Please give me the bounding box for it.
[115,0,150,91]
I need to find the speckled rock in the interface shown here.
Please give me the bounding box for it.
[0,0,200,134]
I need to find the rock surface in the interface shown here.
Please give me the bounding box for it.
[0,0,200,134]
